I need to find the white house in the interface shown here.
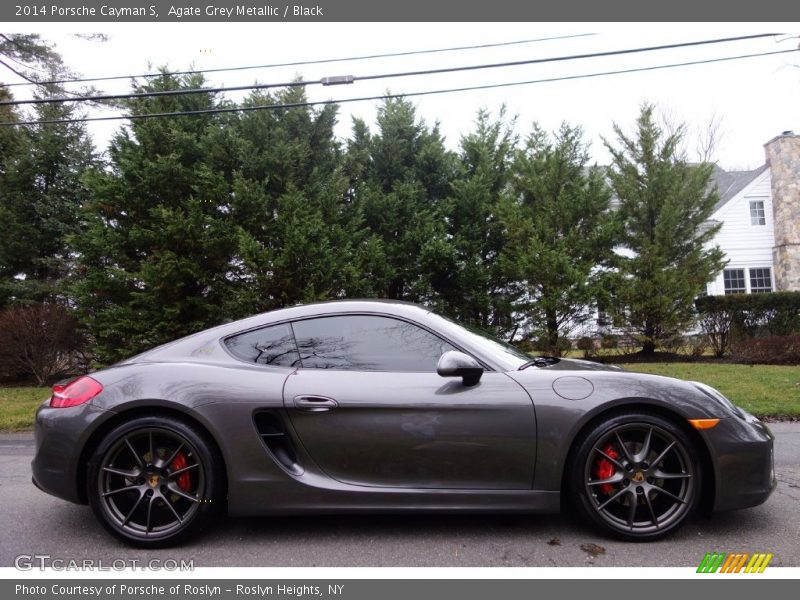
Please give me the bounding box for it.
[704,132,800,296]
[704,164,775,295]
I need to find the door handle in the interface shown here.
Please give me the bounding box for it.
[293,395,338,412]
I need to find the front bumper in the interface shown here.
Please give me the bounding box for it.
[31,400,114,504]
[706,411,776,512]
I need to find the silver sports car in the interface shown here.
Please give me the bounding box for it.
[32,300,775,547]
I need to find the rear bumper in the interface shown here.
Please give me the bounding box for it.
[706,412,776,512]
[31,400,114,504]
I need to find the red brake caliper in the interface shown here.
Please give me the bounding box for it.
[593,444,619,495]
[170,452,192,492]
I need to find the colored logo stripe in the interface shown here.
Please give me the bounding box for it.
[697,552,726,573]
[745,553,773,573]
[719,553,737,572]
[697,552,773,573]
[726,554,748,573]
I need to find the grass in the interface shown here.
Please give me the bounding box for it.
[0,387,49,431]
[621,363,800,419]
[564,348,624,359]
[1,363,798,430]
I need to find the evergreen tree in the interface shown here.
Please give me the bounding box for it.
[0,87,29,306]
[604,104,725,354]
[435,108,518,336]
[499,123,615,352]
[229,86,368,311]
[341,117,392,297]
[348,97,457,302]
[0,43,96,307]
[71,73,239,363]
[0,33,64,83]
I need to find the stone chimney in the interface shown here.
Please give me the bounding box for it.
[764,132,800,291]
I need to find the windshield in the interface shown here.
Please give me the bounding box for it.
[425,312,530,369]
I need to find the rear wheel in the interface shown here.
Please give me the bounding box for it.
[87,416,223,547]
[569,412,701,541]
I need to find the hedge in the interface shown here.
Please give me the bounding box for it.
[730,335,800,365]
[695,291,800,358]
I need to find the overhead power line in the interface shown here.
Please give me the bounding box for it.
[0,32,597,88]
[3,48,795,128]
[0,32,784,108]
[0,57,98,101]
[0,52,51,74]
[0,57,39,84]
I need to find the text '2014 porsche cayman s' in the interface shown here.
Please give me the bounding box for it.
[32,300,775,547]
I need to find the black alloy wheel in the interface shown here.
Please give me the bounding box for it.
[88,416,222,547]
[570,412,701,541]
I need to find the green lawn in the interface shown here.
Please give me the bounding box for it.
[621,363,800,419]
[0,387,49,431]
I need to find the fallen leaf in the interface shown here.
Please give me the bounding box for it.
[581,543,606,557]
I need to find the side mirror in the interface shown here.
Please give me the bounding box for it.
[436,350,483,387]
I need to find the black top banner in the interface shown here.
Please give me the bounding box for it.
[4,0,800,22]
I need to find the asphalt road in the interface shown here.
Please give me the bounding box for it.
[1,423,798,568]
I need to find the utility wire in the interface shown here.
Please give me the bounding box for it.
[0,57,39,84]
[0,32,784,108]
[0,32,596,88]
[0,52,51,74]
[3,48,795,128]
[0,57,99,101]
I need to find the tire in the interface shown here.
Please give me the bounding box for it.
[568,411,701,542]
[87,415,224,548]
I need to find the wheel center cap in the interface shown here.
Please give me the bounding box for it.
[632,471,645,483]
[148,474,160,488]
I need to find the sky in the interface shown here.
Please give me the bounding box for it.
[4,22,800,169]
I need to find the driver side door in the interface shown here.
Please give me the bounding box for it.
[282,314,536,489]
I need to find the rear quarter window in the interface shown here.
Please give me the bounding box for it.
[224,323,300,367]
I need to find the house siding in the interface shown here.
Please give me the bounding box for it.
[705,168,776,295]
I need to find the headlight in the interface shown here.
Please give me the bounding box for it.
[692,381,744,418]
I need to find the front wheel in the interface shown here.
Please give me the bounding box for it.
[87,416,223,547]
[569,412,701,541]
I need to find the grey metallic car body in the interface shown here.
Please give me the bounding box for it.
[32,300,775,524]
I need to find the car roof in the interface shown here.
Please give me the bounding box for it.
[264,298,430,317]
[235,299,435,329]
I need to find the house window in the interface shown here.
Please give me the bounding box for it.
[723,269,746,294]
[749,200,766,226]
[749,268,772,293]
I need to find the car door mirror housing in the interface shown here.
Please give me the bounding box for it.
[436,350,483,386]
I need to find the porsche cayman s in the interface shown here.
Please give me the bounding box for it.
[32,300,775,546]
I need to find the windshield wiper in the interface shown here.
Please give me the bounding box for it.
[518,356,560,370]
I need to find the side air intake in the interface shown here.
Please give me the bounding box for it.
[253,411,303,476]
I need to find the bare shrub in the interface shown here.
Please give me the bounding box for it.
[0,304,83,385]
[686,335,709,358]
[577,336,596,359]
[730,335,800,365]
[699,310,733,357]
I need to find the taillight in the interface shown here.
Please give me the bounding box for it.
[50,376,103,408]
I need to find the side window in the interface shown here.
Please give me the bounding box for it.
[292,315,456,372]
[723,268,746,295]
[749,199,766,226]
[749,267,773,293]
[224,323,300,367]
